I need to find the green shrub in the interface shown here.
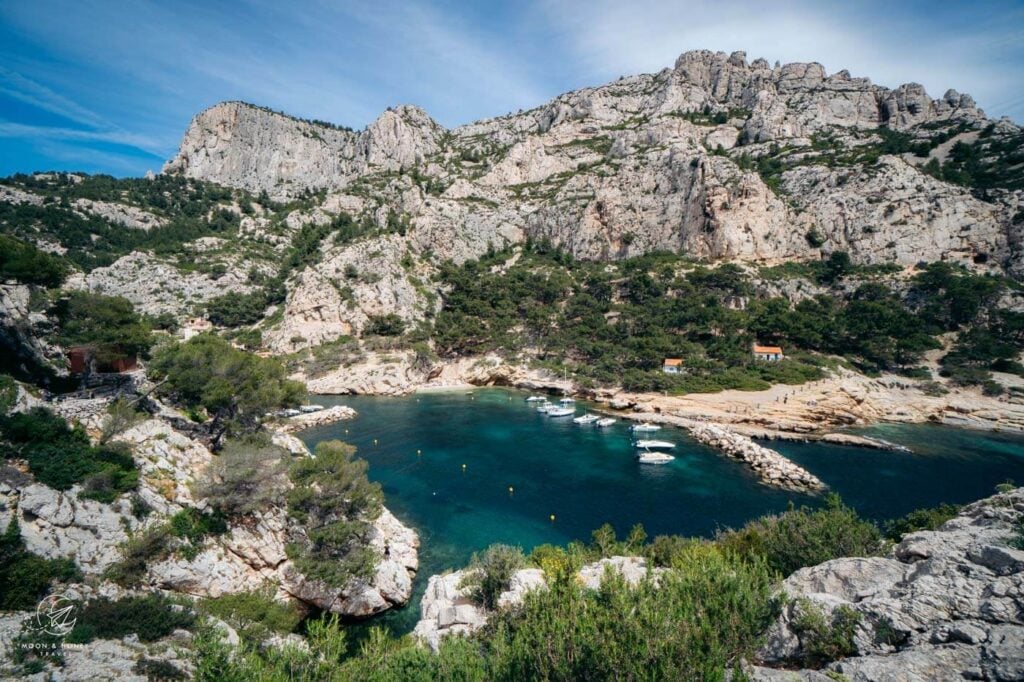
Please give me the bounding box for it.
[791,600,862,668]
[99,397,144,444]
[460,544,526,610]
[195,436,289,518]
[0,234,70,286]
[104,524,172,587]
[0,407,137,499]
[168,508,228,559]
[51,290,154,360]
[200,587,304,641]
[134,658,187,680]
[0,374,16,415]
[69,594,195,643]
[0,518,81,610]
[365,313,407,337]
[150,335,305,441]
[883,503,961,541]
[286,440,383,587]
[486,544,780,680]
[717,494,885,576]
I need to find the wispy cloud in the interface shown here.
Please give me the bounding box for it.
[0,0,1021,177]
[539,0,1024,122]
[0,121,167,157]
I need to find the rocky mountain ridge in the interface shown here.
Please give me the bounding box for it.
[163,49,1023,275]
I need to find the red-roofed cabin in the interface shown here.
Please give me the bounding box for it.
[662,358,684,374]
[752,344,784,362]
[67,346,138,374]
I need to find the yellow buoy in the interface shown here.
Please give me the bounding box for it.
[417,449,422,456]
[462,463,467,471]
[508,486,514,494]
[550,514,556,523]
[373,438,378,445]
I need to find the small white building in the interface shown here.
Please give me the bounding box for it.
[752,344,784,362]
[662,358,684,374]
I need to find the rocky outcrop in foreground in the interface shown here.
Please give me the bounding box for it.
[752,487,1024,681]
[0,392,417,620]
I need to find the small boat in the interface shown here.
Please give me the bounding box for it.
[595,417,616,428]
[299,404,324,413]
[634,439,676,451]
[536,401,555,413]
[637,450,675,464]
[525,396,545,402]
[547,407,575,417]
[573,414,599,425]
[631,423,661,433]
[558,397,575,406]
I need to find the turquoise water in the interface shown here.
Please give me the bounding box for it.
[299,388,1024,633]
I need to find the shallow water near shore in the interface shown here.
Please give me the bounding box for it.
[299,388,1024,634]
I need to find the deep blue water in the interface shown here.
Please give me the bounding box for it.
[299,388,1024,633]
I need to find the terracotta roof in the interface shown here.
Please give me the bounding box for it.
[662,358,684,366]
[752,344,783,354]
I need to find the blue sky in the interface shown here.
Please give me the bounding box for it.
[2,0,1023,177]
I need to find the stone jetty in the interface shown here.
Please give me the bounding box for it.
[689,423,826,492]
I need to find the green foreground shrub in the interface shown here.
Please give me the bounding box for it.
[68,594,195,643]
[0,518,81,610]
[459,544,526,610]
[0,407,137,501]
[716,493,886,576]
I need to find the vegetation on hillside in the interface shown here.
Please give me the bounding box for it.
[431,244,1020,393]
[286,440,383,586]
[181,495,961,680]
[149,334,305,443]
[0,174,252,271]
[0,407,138,502]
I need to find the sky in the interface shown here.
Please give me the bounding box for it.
[2,0,1023,178]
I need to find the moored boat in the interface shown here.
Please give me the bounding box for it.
[573,414,599,425]
[637,450,675,464]
[596,417,616,428]
[631,423,661,433]
[634,439,675,451]
[525,396,545,402]
[547,407,575,417]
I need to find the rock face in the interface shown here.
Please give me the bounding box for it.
[412,556,659,651]
[163,49,1020,279]
[163,102,443,198]
[0,391,418,620]
[752,487,1024,681]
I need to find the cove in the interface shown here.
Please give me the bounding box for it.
[299,388,1024,634]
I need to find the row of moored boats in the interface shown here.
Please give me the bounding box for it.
[525,395,677,464]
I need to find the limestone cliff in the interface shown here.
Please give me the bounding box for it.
[163,50,1022,276]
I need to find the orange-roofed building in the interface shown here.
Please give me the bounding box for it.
[662,358,684,374]
[752,344,784,361]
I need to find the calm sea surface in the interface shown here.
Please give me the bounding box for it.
[299,388,1024,633]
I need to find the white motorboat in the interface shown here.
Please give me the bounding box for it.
[558,397,575,406]
[595,417,616,428]
[634,439,676,451]
[631,423,661,433]
[573,414,599,425]
[536,401,554,413]
[547,407,575,417]
[637,450,675,464]
[525,396,545,402]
